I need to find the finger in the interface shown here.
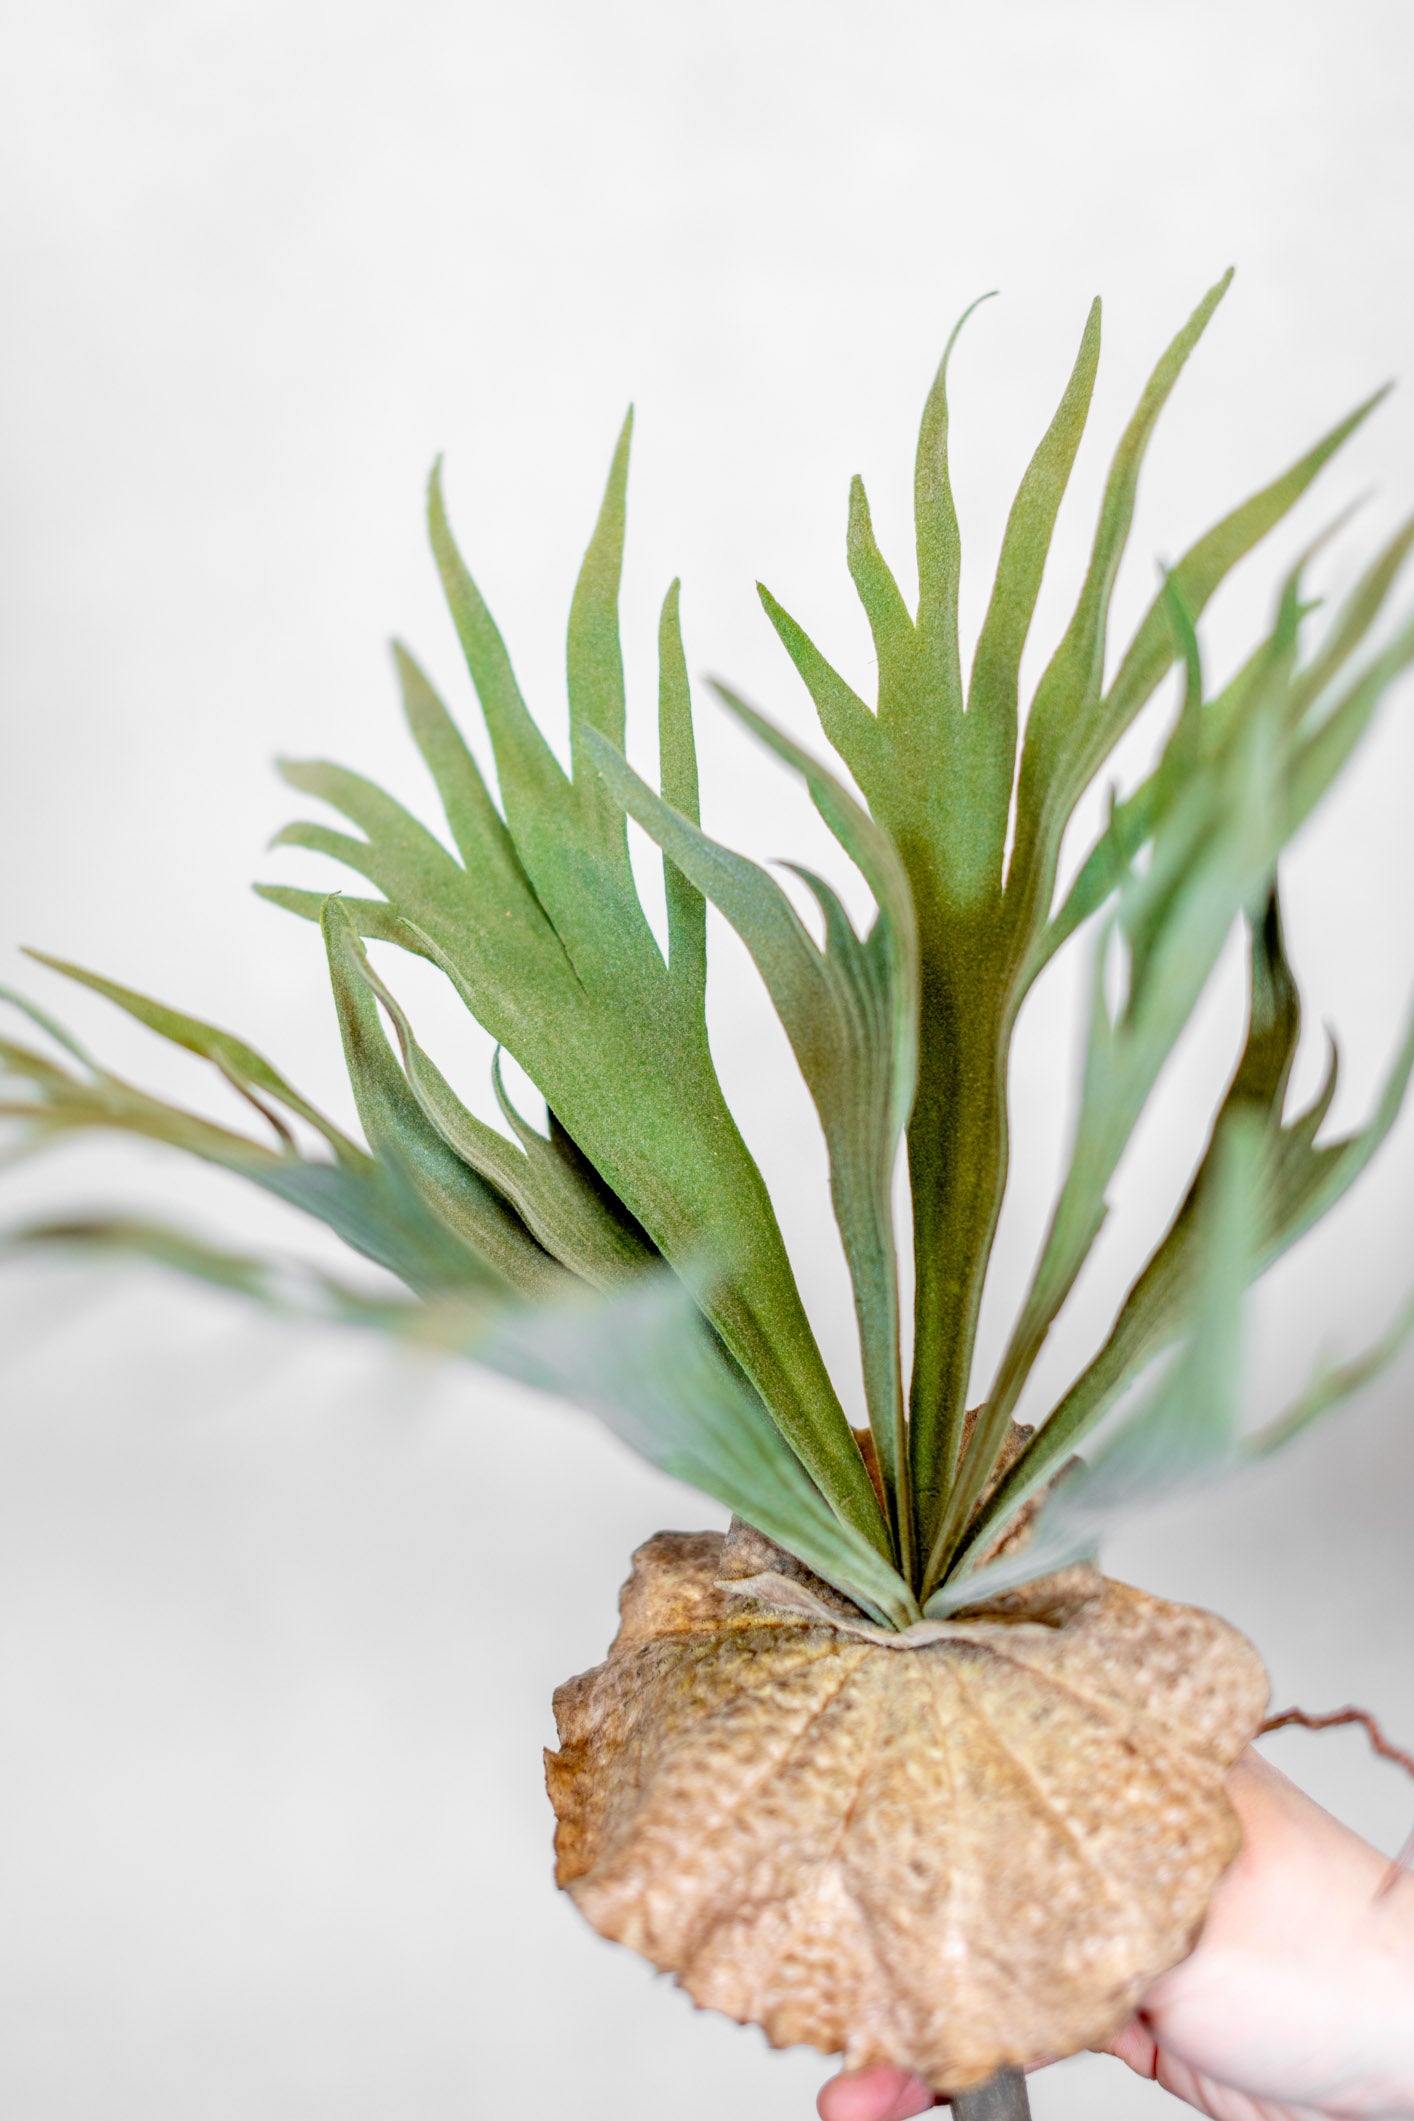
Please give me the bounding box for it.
[817,2063,938,2120]
[1093,2018,1160,2079]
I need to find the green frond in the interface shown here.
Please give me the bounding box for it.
[913,292,995,700]
[656,579,708,1010]
[590,687,917,1570]
[3,1213,406,1319]
[4,1204,918,1629]
[1007,270,1236,924]
[320,901,569,1297]
[847,474,915,695]
[953,888,1300,1564]
[264,427,887,1548]
[425,455,574,859]
[1246,1286,1414,1458]
[963,297,1102,891]
[6,281,1412,1624]
[0,978,519,1294]
[393,641,526,883]
[927,1107,1265,1613]
[921,531,1412,1593]
[567,410,636,874]
[452,1274,919,1628]
[756,584,878,778]
[21,951,364,1161]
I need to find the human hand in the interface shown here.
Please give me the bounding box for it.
[818,1748,1414,2121]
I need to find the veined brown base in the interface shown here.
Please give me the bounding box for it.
[545,1529,1269,2094]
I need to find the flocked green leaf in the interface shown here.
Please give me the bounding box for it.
[5,282,1412,1623]
[589,684,919,1570]
[260,431,888,1551]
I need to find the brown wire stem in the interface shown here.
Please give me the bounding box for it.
[1259,1704,1414,1899]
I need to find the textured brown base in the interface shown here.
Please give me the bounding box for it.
[545,1529,1269,2093]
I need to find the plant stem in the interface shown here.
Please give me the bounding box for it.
[951,2066,1031,2121]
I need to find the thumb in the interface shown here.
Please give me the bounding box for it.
[818,2063,938,2120]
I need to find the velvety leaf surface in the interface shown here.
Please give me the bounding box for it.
[761,279,1399,1577]
[5,285,1412,1621]
[591,688,918,1569]
[261,435,886,1549]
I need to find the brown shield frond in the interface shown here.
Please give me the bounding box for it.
[546,1530,1269,2092]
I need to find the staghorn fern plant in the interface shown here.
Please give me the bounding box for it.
[5,271,1414,2103]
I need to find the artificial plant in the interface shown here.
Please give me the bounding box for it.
[4,271,1414,2102]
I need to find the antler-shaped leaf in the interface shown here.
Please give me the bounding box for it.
[955,891,1414,1570]
[7,285,1411,1624]
[924,559,1414,1593]
[588,684,919,1571]
[763,277,1393,1569]
[2,1200,919,1631]
[258,430,887,1550]
[930,1098,1414,1614]
[0,970,555,1298]
[321,903,656,1289]
[454,1274,919,1628]
[925,1108,1265,1612]
[3,1213,414,1321]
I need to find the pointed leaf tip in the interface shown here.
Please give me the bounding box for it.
[946,289,1000,345]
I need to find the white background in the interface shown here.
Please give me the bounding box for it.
[2,2,1413,2116]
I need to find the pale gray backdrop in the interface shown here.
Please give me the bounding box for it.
[2,2,1412,2116]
